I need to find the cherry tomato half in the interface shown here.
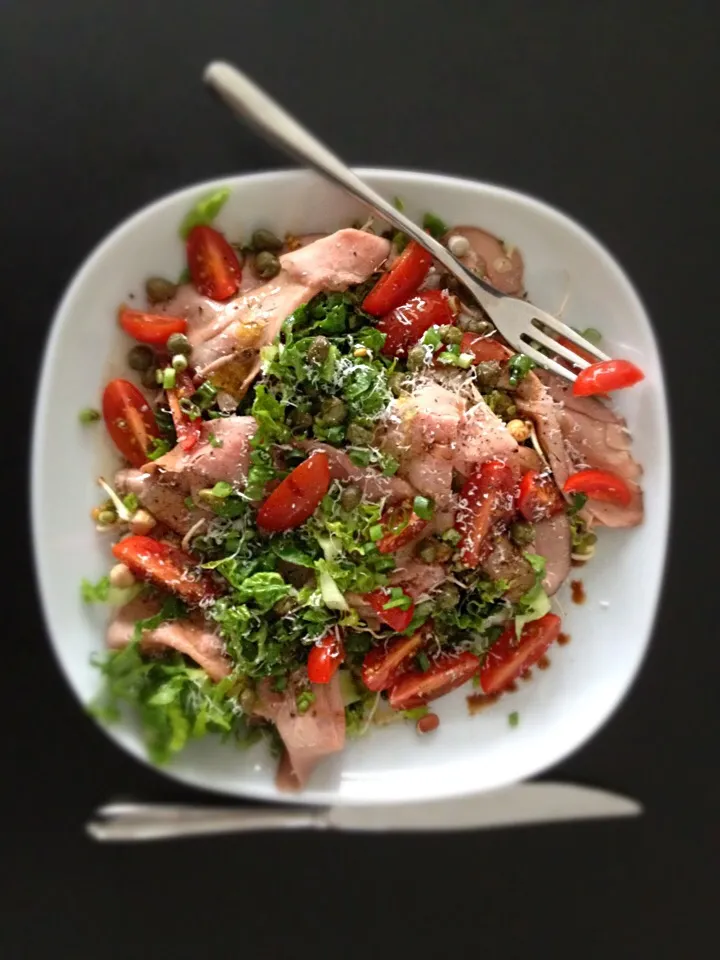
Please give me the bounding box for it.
[455,459,516,567]
[112,535,220,606]
[563,469,632,506]
[166,371,202,453]
[460,333,511,364]
[118,306,187,346]
[364,588,415,632]
[572,359,645,397]
[376,503,429,554]
[362,241,433,316]
[517,470,565,523]
[361,631,425,692]
[480,613,561,695]
[377,290,455,358]
[102,379,160,467]
[186,225,242,301]
[256,452,331,532]
[388,651,481,710]
[307,632,344,684]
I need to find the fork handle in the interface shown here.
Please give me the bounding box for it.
[203,61,496,309]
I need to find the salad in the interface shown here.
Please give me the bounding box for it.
[82,188,645,790]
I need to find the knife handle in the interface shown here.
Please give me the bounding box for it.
[87,804,327,842]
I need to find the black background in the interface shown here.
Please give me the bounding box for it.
[2,1,718,956]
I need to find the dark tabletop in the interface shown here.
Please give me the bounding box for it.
[2,1,717,956]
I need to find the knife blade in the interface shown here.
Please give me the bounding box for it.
[88,783,641,842]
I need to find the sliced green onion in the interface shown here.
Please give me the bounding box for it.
[417,652,431,672]
[162,368,176,390]
[211,481,233,498]
[508,711,520,728]
[369,524,384,542]
[413,496,434,520]
[171,353,188,372]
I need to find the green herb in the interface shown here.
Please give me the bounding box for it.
[211,481,233,498]
[81,576,110,604]
[369,524,384,542]
[514,554,550,635]
[122,493,139,513]
[193,381,219,410]
[382,587,413,611]
[273,676,287,692]
[417,651,431,672]
[184,496,195,510]
[422,211,448,239]
[146,438,172,461]
[179,187,231,239]
[413,495,434,520]
[421,326,444,351]
[348,448,372,468]
[296,690,315,714]
[208,432,223,448]
[568,492,588,515]
[380,453,400,476]
[508,711,520,728]
[507,353,536,387]
[79,408,100,424]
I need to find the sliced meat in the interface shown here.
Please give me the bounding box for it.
[302,442,413,503]
[115,468,208,536]
[384,382,465,460]
[192,229,390,397]
[445,226,524,295]
[403,445,455,507]
[453,397,519,477]
[107,596,231,682]
[256,671,345,790]
[515,371,573,489]
[148,415,257,500]
[533,511,572,595]
[481,536,536,602]
[389,549,447,599]
[538,372,644,528]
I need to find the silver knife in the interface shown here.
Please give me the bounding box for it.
[87,783,641,842]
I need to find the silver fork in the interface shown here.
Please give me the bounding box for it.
[203,61,610,382]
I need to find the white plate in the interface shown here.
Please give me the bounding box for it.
[32,169,671,805]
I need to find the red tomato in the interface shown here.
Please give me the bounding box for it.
[361,631,425,692]
[257,452,331,532]
[102,379,161,467]
[186,225,242,301]
[389,652,481,710]
[460,333,511,364]
[364,588,415,632]
[307,632,344,684]
[376,503,428,554]
[118,306,187,346]
[517,470,565,523]
[455,459,516,567]
[166,371,202,452]
[377,290,455,358]
[573,359,645,397]
[556,335,597,366]
[362,241,433,316]
[112,535,220,605]
[480,613,561,694]
[563,469,632,506]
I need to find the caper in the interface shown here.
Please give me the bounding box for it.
[127,344,155,372]
[575,532,598,555]
[340,484,362,511]
[439,324,463,345]
[475,360,502,390]
[486,389,515,420]
[389,372,408,397]
[419,543,437,563]
[407,344,427,371]
[290,409,313,430]
[458,314,494,335]
[255,250,281,279]
[166,332,192,356]
[252,228,283,252]
[434,583,460,610]
[346,422,373,445]
[273,596,295,617]
[141,366,160,388]
[510,521,535,547]
[145,276,178,303]
[319,398,347,426]
[308,336,330,364]
[97,509,117,526]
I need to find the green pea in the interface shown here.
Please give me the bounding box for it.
[320,398,347,426]
[145,277,178,303]
[346,422,373,445]
[127,344,155,372]
[434,583,460,610]
[252,228,283,252]
[340,484,362,511]
[475,360,502,390]
[510,521,535,547]
[166,332,192,356]
[407,345,427,371]
[255,250,281,279]
[308,336,330,364]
